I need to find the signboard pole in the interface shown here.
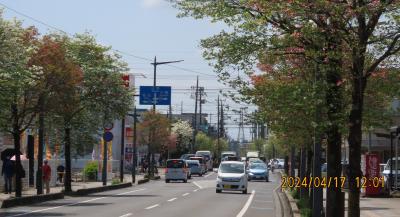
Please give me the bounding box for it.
[102,139,108,186]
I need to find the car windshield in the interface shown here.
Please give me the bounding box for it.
[219,163,244,174]
[250,164,266,169]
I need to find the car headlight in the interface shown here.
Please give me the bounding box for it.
[217,175,222,181]
[248,173,254,176]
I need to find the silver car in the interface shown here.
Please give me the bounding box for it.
[165,159,189,183]
[187,160,202,176]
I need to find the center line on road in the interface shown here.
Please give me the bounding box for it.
[193,189,198,192]
[236,190,256,217]
[193,181,203,189]
[167,197,177,202]
[182,193,190,196]
[145,204,160,210]
[119,213,133,217]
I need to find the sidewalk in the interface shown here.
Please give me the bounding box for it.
[323,189,400,217]
[0,172,152,207]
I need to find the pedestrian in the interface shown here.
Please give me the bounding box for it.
[42,160,51,194]
[1,156,14,194]
[56,164,65,184]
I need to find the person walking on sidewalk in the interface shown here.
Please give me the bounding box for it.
[1,156,14,194]
[42,160,51,194]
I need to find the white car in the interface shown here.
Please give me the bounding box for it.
[382,157,400,190]
[196,150,213,171]
[216,161,248,194]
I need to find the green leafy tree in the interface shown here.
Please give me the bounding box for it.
[0,15,39,197]
[171,2,400,216]
[195,132,214,152]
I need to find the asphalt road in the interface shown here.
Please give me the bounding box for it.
[0,171,281,217]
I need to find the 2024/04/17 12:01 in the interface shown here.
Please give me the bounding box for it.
[281,176,384,189]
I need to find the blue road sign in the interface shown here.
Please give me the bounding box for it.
[103,131,114,142]
[139,86,171,105]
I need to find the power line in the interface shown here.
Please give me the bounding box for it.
[0,3,216,78]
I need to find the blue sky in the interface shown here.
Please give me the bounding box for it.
[0,0,256,139]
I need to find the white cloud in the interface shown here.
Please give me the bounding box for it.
[142,0,164,8]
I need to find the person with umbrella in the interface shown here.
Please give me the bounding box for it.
[1,156,14,194]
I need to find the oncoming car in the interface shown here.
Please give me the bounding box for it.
[216,161,248,194]
[247,163,269,182]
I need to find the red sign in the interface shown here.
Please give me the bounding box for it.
[122,74,130,88]
[365,153,381,196]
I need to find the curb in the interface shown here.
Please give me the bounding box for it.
[138,178,150,185]
[1,192,64,208]
[285,190,300,217]
[278,171,300,217]
[67,183,132,196]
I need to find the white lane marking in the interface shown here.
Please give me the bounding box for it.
[193,189,199,192]
[167,197,177,202]
[182,193,190,196]
[204,172,214,178]
[119,213,133,217]
[8,188,147,217]
[145,204,159,210]
[117,188,146,195]
[80,197,107,203]
[236,190,256,217]
[193,181,203,189]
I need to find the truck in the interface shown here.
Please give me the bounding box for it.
[221,151,237,160]
[246,151,260,159]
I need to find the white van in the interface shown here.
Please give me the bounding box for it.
[196,150,213,171]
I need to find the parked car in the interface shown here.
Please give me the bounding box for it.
[165,159,190,183]
[190,156,207,174]
[382,157,400,190]
[186,160,203,176]
[247,163,269,182]
[196,150,213,171]
[216,161,248,194]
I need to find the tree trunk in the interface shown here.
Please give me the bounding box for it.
[307,148,313,209]
[348,77,366,217]
[325,65,344,217]
[299,148,307,200]
[284,155,289,175]
[11,103,22,197]
[64,125,72,192]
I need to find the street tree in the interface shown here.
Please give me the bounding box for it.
[195,132,214,152]
[0,16,39,197]
[171,120,193,153]
[137,111,170,176]
[171,1,400,216]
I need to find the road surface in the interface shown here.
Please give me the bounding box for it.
[0,171,281,217]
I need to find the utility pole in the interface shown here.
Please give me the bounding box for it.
[199,87,203,129]
[120,117,125,183]
[36,97,44,195]
[192,76,199,153]
[168,104,172,159]
[312,65,323,217]
[150,56,183,176]
[217,95,220,163]
[132,107,138,184]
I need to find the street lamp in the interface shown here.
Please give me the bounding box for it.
[148,57,183,177]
